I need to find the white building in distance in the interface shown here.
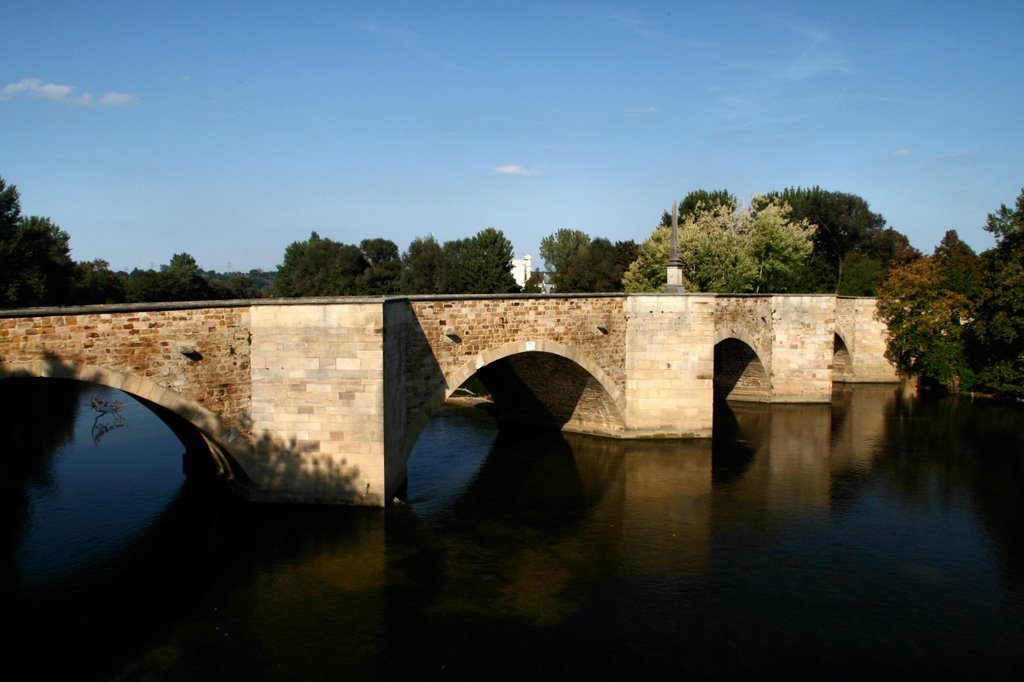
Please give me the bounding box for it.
[511,254,533,289]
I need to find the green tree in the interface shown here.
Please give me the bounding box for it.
[449,228,519,294]
[984,187,1024,242]
[539,228,590,290]
[769,187,888,293]
[558,237,623,292]
[356,238,402,295]
[876,257,973,390]
[6,216,76,306]
[968,188,1024,395]
[1,177,78,307]
[72,259,126,304]
[747,199,814,293]
[661,189,738,226]
[401,235,445,294]
[274,232,369,297]
[933,230,982,300]
[626,197,811,293]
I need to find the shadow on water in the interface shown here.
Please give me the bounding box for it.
[2,383,1023,680]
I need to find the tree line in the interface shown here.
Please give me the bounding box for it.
[3,172,1020,395]
[875,188,1024,398]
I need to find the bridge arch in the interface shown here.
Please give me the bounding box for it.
[444,339,626,437]
[0,359,249,484]
[713,335,771,402]
[833,332,853,382]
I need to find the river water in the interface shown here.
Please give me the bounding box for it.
[2,379,1022,680]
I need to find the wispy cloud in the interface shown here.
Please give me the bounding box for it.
[492,164,541,177]
[889,148,913,157]
[0,78,136,107]
[98,92,137,107]
[626,105,660,117]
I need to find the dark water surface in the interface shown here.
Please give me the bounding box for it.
[2,379,1023,680]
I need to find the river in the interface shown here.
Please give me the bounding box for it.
[2,379,1022,680]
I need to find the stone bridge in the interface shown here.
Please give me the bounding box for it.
[0,294,896,506]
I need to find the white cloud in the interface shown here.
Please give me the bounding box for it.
[889,148,913,157]
[99,92,137,107]
[0,77,136,107]
[491,164,541,176]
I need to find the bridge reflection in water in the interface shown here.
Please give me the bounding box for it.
[4,380,1022,679]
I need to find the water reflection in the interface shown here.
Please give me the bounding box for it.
[1,381,1022,679]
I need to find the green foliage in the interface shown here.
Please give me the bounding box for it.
[2,176,80,308]
[747,200,814,293]
[558,238,623,292]
[72,259,126,304]
[443,228,519,294]
[877,189,1024,397]
[539,228,591,290]
[967,191,1024,395]
[876,257,973,390]
[401,235,444,294]
[6,216,76,306]
[273,232,369,297]
[769,186,889,293]
[661,189,738,226]
[984,187,1024,242]
[356,238,402,295]
[625,196,813,293]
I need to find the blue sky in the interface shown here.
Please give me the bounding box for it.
[2,0,1022,272]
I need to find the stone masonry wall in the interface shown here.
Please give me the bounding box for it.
[406,296,627,397]
[625,295,716,437]
[248,303,385,504]
[768,296,836,402]
[835,297,899,382]
[0,307,252,444]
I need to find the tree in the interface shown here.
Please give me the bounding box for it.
[769,187,888,293]
[559,237,623,292]
[746,199,814,293]
[449,228,519,294]
[933,230,982,300]
[274,232,369,297]
[661,189,738,226]
[356,238,401,295]
[539,228,590,290]
[72,259,125,304]
[0,177,76,307]
[984,187,1024,242]
[625,197,811,293]
[876,257,973,391]
[968,188,1024,395]
[401,235,444,294]
[6,216,76,306]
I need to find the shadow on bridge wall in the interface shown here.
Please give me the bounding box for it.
[0,353,370,505]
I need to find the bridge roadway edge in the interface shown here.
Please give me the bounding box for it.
[0,294,897,506]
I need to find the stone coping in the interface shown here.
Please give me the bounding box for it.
[0,292,874,318]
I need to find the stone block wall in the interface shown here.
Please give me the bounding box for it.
[624,295,716,437]
[767,296,836,402]
[248,302,385,504]
[835,297,899,382]
[0,306,252,446]
[406,296,627,396]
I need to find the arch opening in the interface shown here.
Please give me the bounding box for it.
[0,363,249,489]
[833,333,853,382]
[470,351,626,437]
[714,338,770,403]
